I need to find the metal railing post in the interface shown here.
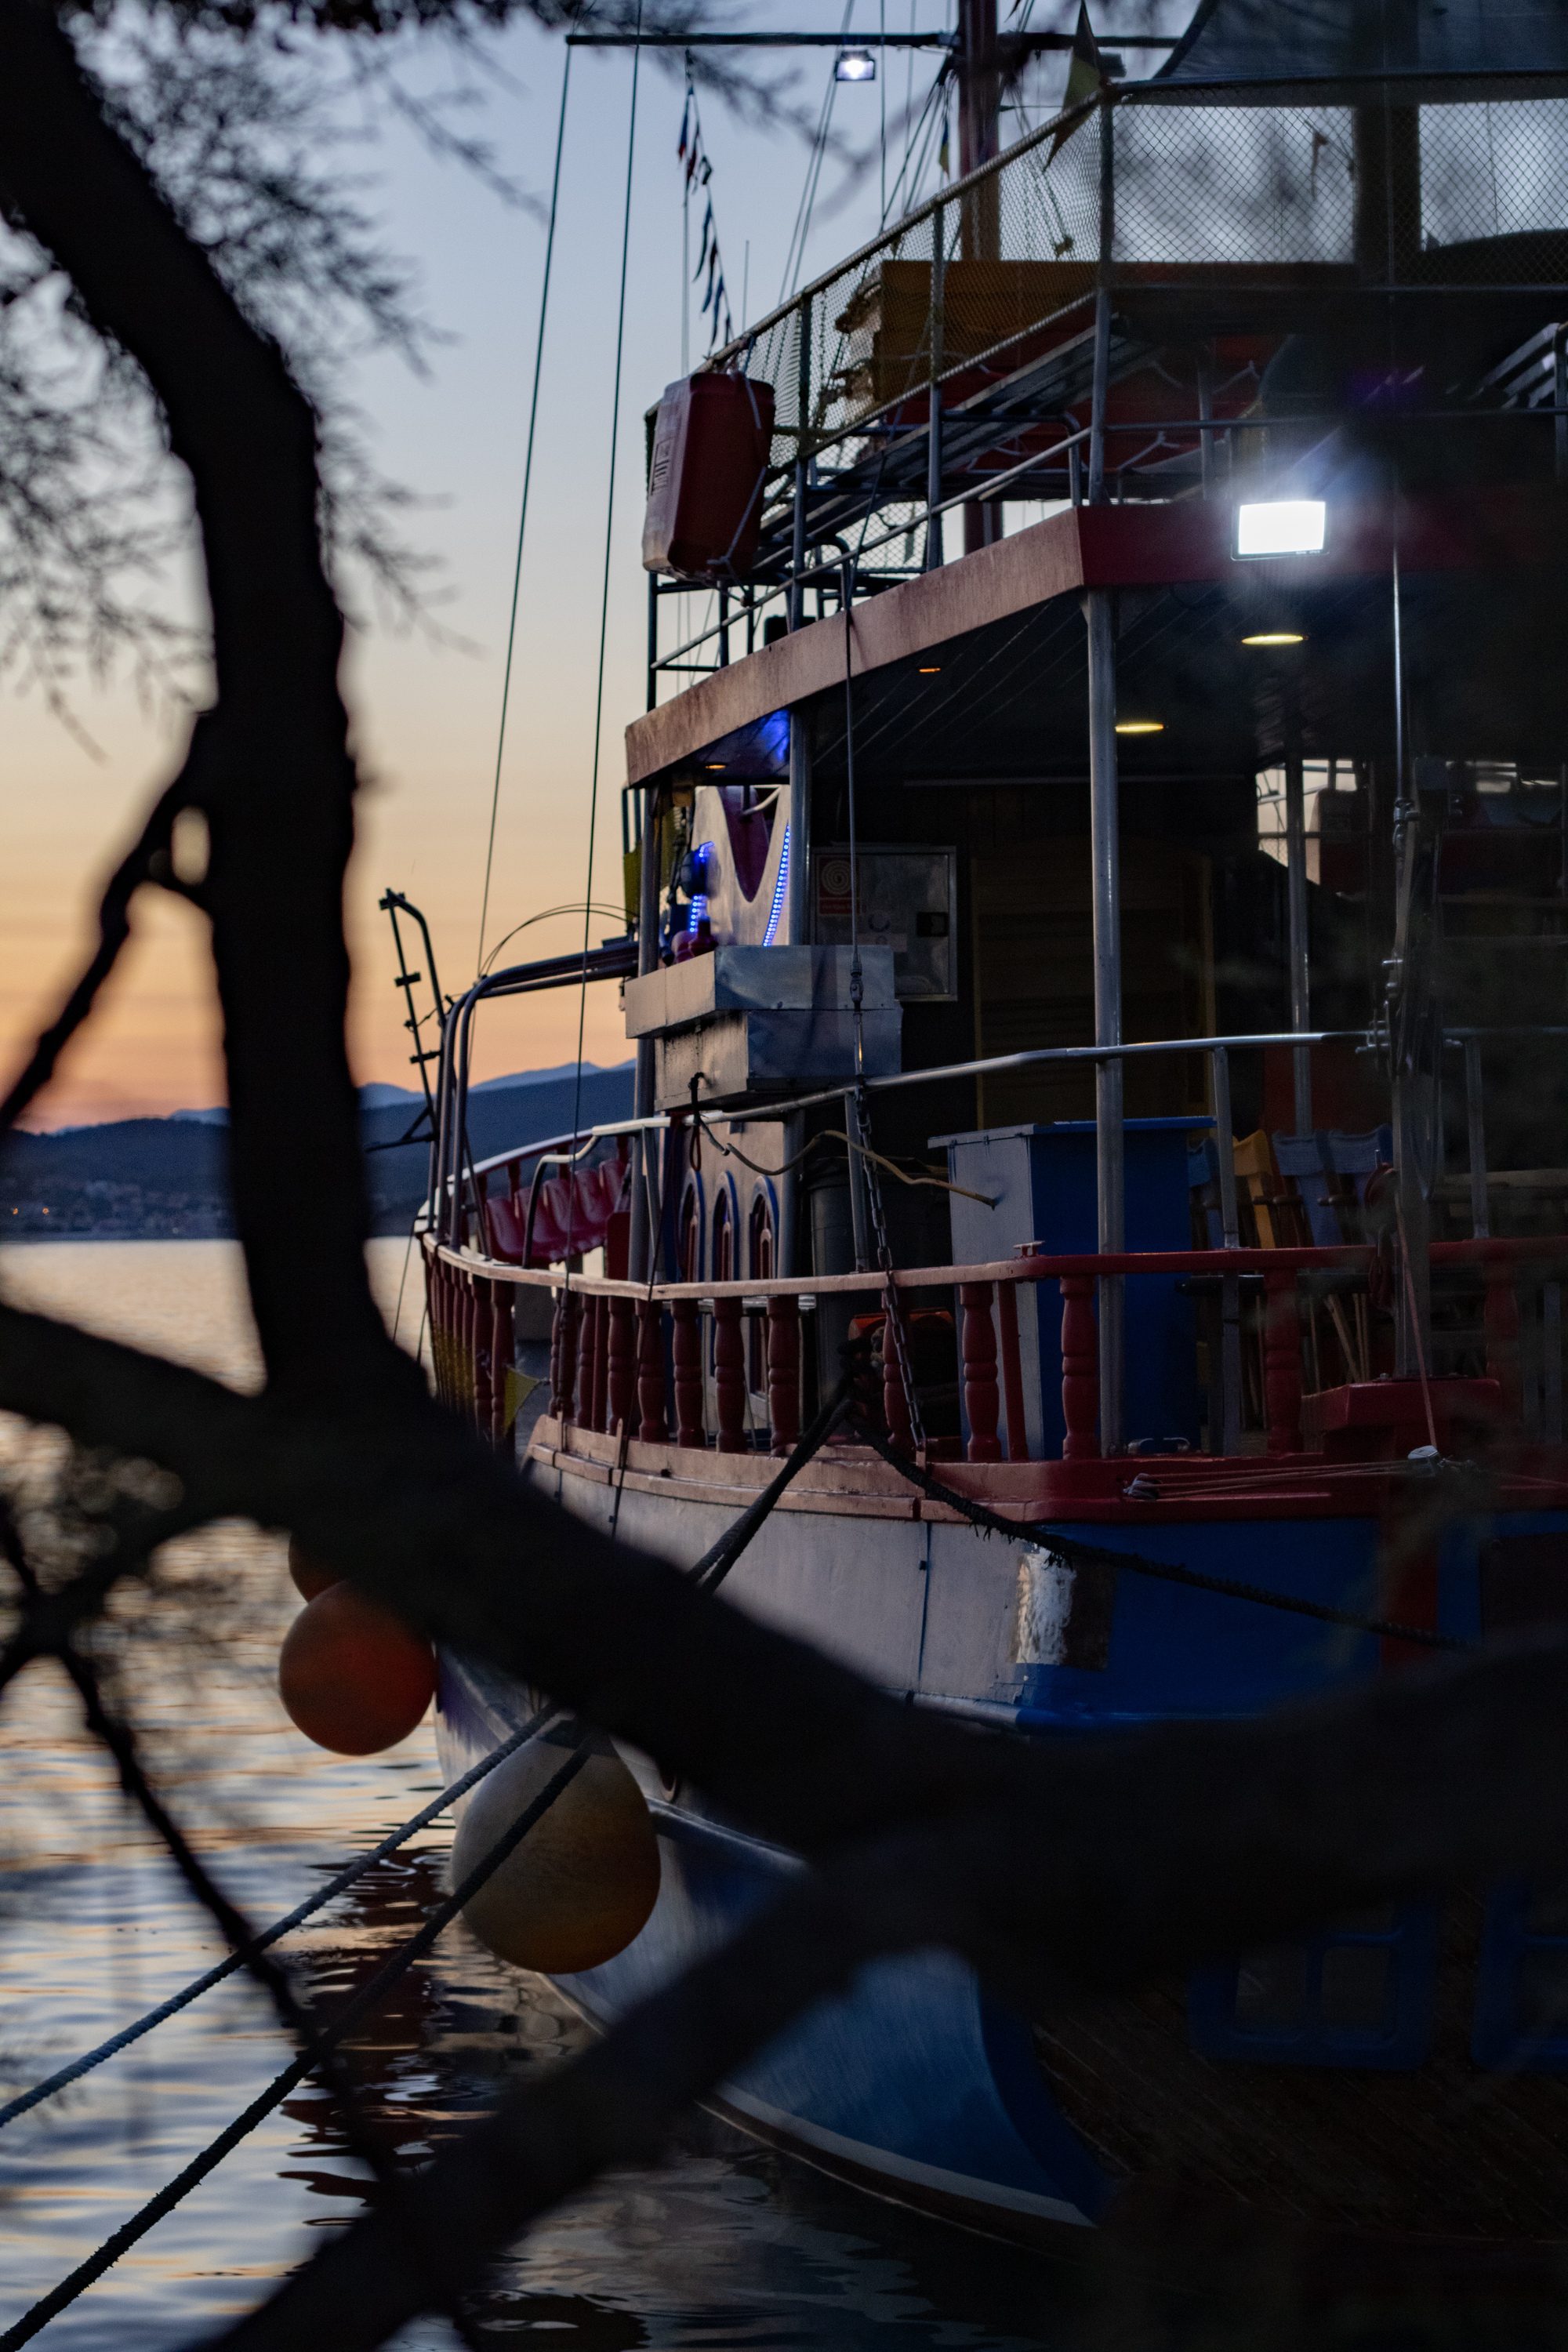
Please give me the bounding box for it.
[790,295,811,630]
[1086,587,1123,1453]
[1465,1034,1490,1240]
[1210,1044,1242,1457]
[926,202,946,569]
[1284,692,1312,1136]
[1087,95,1114,506]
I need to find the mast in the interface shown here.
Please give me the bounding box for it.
[957,0,1002,556]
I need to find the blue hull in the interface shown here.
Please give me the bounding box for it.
[436,1648,1107,2241]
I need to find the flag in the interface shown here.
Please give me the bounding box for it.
[1049,4,1106,158]
[938,114,949,178]
[677,93,690,165]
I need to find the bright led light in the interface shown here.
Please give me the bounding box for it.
[835,45,876,78]
[1242,631,1305,646]
[1116,720,1163,735]
[1236,500,1327,558]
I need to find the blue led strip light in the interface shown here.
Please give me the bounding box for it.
[762,823,790,945]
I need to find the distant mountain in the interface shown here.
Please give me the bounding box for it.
[1,1062,636,1240]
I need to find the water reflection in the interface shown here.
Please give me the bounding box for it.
[0,1244,1069,2351]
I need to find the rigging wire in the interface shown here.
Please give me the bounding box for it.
[474,46,573,978]
[565,0,645,1274]
[779,0,855,304]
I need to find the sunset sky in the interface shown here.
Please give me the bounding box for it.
[2,2,1087,1128]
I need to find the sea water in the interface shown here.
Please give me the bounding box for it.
[0,1242,1060,2350]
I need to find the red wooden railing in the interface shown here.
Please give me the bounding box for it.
[423,1234,1568,1464]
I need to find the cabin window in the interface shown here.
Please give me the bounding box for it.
[1189,1906,1437,2069]
[1473,1875,1568,2068]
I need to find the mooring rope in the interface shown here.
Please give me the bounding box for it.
[0,1385,857,2332]
[849,1416,1471,1653]
[0,1702,563,2136]
[0,1738,592,2352]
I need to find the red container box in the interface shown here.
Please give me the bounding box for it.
[643,372,776,583]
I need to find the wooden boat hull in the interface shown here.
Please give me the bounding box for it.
[432,1425,1568,2249]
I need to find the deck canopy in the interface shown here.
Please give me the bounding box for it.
[1155,0,1568,101]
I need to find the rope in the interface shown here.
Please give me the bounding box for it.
[0,1388,853,2333]
[475,46,572,975]
[849,1416,1470,1652]
[0,1704,562,2135]
[0,1739,591,2352]
[564,0,644,1288]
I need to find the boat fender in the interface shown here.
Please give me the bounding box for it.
[278,1584,436,1755]
[286,1537,339,1601]
[450,1735,660,1974]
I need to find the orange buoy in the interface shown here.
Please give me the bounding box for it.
[451,1737,660,1974]
[287,1537,340,1602]
[278,1584,435,1755]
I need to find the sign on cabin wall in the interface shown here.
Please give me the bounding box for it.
[811,844,958,1001]
[969,841,1214,1129]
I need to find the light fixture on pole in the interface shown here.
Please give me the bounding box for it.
[835,45,876,78]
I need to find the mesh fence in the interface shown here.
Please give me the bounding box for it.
[702,79,1568,589]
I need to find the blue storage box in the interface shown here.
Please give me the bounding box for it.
[931,1119,1208,1457]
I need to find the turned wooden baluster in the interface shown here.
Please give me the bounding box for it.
[491,1286,514,1447]
[637,1298,669,1441]
[472,1275,494,1437]
[426,1261,448,1406]
[554,1288,581,1425]
[1485,1261,1523,1421]
[548,1286,563,1417]
[672,1297,704,1447]
[882,1291,915,1457]
[607,1294,637,1438]
[454,1274,474,1414]
[590,1294,612,1433]
[1059,1275,1100,1458]
[572,1289,594,1427]
[767,1296,800,1456]
[960,1281,1004,1463]
[713,1294,747,1453]
[995,1279,1029,1462]
[1263,1268,1303,1455]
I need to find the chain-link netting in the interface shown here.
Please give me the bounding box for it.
[688,78,1568,599]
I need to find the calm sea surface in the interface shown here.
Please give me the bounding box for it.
[0,1242,1062,2351]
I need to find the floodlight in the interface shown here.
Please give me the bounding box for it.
[1236,500,1327,558]
[835,45,876,79]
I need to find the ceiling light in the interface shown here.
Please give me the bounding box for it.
[705,761,726,770]
[835,45,876,78]
[1236,500,1327,558]
[918,665,941,674]
[1242,631,1305,646]
[1116,720,1163,735]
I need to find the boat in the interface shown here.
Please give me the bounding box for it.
[412,0,1568,2253]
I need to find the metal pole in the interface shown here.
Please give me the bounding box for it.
[1196,342,1214,496]
[1464,1033,1489,1240]
[1210,1044,1242,1457]
[1087,587,1123,1453]
[1087,96,1114,507]
[1284,695,1312,1136]
[646,572,658,711]
[1555,324,1566,486]
[926,202,945,570]
[791,296,811,630]
[629,786,661,1283]
[779,713,813,1276]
